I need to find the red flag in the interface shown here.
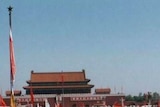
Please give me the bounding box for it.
[30,86,34,107]
[0,95,6,106]
[9,29,16,107]
[158,100,160,107]
[61,72,64,97]
[61,73,64,84]
[113,102,122,107]
[9,29,16,82]
[79,102,84,107]
[55,102,60,107]
[8,7,16,107]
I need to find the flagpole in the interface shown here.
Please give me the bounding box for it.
[8,6,12,87]
[61,71,64,107]
[8,6,13,106]
[8,5,14,107]
[8,6,13,92]
[8,6,16,107]
[8,6,12,29]
[30,83,34,107]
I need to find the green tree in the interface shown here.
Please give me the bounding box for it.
[125,95,134,101]
[152,92,160,101]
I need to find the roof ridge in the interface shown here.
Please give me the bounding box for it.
[32,71,83,74]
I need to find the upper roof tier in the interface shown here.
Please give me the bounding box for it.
[27,69,90,83]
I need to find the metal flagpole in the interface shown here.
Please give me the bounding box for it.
[61,71,64,107]
[8,6,13,88]
[8,6,12,29]
[8,6,16,107]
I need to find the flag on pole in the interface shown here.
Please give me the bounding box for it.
[61,72,64,85]
[55,102,60,107]
[30,85,34,107]
[113,102,122,107]
[55,103,57,107]
[9,29,16,82]
[158,100,160,107]
[0,94,6,106]
[8,6,16,107]
[9,26,16,107]
[61,71,64,107]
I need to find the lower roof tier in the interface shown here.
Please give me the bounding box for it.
[23,84,94,89]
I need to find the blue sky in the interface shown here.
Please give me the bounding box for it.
[0,0,160,95]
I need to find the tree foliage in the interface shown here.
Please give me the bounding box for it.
[125,92,160,102]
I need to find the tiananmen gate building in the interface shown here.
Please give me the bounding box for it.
[2,69,125,107]
[23,70,94,95]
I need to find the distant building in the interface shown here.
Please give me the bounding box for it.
[5,90,22,96]
[2,69,125,107]
[95,88,111,94]
[23,70,94,94]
